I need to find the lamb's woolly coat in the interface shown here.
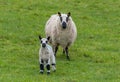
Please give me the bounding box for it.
[39,44,55,64]
[45,14,77,49]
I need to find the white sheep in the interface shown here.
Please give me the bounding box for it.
[45,12,77,60]
[39,36,56,74]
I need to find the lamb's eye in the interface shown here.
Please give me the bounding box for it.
[46,41,48,43]
[41,41,42,43]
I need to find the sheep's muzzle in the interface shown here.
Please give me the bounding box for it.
[62,21,66,29]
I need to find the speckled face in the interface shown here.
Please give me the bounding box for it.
[58,12,71,29]
[40,38,48,48]
[39,36,50,48]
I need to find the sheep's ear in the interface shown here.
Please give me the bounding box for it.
[58,12,61,16]
[39,35,42,40]
[47,36,50,41]
[67,12,71,17]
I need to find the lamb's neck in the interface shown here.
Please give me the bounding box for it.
[41,47,47,51]
[41,45,49,51]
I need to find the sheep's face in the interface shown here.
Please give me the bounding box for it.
[39,36,50,48]
[58,12,71,29]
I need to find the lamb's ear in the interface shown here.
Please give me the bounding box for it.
[58,12,61,16]
[67,12,71,17]
[39,35,42,40]
[47,36,50,41]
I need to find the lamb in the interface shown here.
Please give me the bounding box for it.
[45,12,77,60]
[39,36,56,74]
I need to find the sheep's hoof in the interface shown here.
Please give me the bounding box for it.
[67,58,70,61]
[67,56,70,61]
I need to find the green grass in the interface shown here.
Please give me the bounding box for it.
[0,0,120,82]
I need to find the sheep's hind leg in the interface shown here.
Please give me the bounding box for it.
[65,47,70,60]
[63,49,65,54]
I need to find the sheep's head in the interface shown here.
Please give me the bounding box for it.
[58,12,71,29]
[39,36,50,48]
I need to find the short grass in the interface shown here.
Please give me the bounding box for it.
[0,0,120,82]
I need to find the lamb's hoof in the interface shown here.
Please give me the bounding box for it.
[40,70,44,74]
[53,70,56,72]
[47,72,50,75]
[40,72,43,74]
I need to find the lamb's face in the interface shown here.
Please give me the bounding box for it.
[58,12,71,29]
[39,36,50,48]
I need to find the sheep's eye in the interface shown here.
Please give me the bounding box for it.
[66,17,69,22]
[46,41,48,43]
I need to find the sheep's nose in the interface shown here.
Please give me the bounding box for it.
[42,43,46,48]
[62,21,66,29]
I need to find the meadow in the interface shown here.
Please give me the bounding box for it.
[0,0,120,82]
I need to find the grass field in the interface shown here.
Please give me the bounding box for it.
[0,0,120,82]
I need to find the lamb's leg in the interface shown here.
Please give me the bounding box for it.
[65,47,70,60]
[51,64,56,72]
[46,59,50,74]
[39,59,44,74]
[51,54,56,72]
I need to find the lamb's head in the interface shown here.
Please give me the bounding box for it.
[39,36,50,48]
[58,12,71,29]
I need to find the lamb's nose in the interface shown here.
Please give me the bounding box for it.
[42,43,46,48]
[62,21,66,29]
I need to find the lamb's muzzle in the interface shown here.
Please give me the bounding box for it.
[42,43,46,48]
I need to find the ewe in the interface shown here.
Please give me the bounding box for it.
[45,12,77,60]
[39,36,56,74]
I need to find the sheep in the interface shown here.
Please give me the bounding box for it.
[45,12,77,60]
[39,36,56,74]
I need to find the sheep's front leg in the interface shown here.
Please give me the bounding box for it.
[46,59,50,74]
[39,59,44,74]
[65,47,70,60]
[53,45,58,57]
